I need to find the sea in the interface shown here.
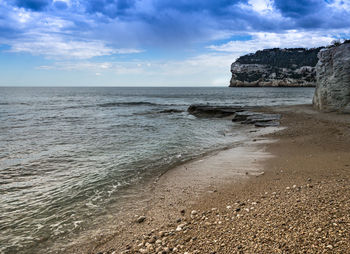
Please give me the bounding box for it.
[0,87,314,253]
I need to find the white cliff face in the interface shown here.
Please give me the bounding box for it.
[313,43,350,112]
[230,63,316,87]
[229,48,321,87]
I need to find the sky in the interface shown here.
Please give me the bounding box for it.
[0,0,350,87]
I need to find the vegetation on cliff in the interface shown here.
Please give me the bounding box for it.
[236,47,323,70]
[230,47,325,87]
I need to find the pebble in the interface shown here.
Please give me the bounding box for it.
[137,216,146,223]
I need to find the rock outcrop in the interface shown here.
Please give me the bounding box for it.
[187,104,281,127]
[313,42,350,112]
[229,48,322,87]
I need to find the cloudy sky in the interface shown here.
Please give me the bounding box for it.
[0,0,349,86]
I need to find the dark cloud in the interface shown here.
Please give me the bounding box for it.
[274,0,350,29]
[85,0,136,18]
[16,0,51,11]
[153,0,239,15]
[274,0,325,18]
[53,1,68,10]
[1,0,350,52]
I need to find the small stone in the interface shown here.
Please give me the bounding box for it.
[326,245,333,249]
[137,216,146,223]
[191,210,198,216]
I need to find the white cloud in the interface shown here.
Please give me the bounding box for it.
[238,0,274,15]
[208,31,335,56]
[328,0,350,11]
[38,61,113,70]
[248,0,273,13]
[8,34,142,59]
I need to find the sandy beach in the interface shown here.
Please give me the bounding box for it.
[67,104,350,254]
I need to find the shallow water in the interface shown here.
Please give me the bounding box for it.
[0,87,314,253]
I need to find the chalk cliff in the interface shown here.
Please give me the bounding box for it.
[229,48,322,87]
[313,42,350,112]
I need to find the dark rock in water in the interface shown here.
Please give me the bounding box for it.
[244,113,281,127]
[158,109,184,114]
[188,104,248,117]
[232,111,261,122]
[187,104,281,127]
[243,114,281,124]
[255,121,280,127]
[233,111,281,127]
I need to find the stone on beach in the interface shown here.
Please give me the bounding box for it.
[137,216,146,223]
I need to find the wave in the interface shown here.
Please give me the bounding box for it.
[98,102,188,108]
[0,102,30,106]
[133,109,185,116]
[98,102,160,107]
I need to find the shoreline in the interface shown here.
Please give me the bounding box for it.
[66,104,350,254]
[62,117,279,254]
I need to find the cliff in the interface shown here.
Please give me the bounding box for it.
[229,47,323,87]
[313,42,350,112]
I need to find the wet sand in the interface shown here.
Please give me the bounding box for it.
[68,104,350,254]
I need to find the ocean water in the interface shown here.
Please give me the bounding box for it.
[0,87,314,253]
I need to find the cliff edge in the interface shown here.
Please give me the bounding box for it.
[229,48,322,87]
[313,42,350,112]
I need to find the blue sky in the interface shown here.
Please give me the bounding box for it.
[0,0,349,86]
